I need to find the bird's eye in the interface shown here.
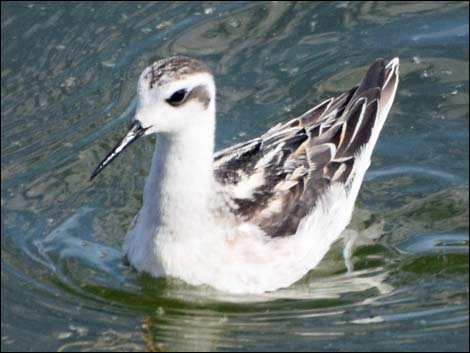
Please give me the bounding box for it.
[166,89,188,106]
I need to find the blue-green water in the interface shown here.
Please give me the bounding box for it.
[1,1,468,351]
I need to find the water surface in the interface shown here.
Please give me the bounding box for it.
[1,1,469,351]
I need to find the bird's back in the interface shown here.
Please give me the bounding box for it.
[214,58,399,238]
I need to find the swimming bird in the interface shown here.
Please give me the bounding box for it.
[91,56,399,294]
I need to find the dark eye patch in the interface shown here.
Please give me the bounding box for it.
[166,89,188,106]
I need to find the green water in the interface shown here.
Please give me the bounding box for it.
[1,1,468,351]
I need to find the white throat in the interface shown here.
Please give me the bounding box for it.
[143,118,216,226]
[123,106,220,275]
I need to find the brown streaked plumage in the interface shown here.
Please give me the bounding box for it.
[214,59,398,238]
[145,56,212,89]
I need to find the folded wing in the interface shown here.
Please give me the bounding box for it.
[214,59,399,237]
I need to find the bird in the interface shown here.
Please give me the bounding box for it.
[90,56,399,294]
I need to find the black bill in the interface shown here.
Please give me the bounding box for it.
[90,121,147,181]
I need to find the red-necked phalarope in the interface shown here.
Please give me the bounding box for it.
[91,56,399,294]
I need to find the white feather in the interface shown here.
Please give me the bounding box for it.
[120,57,400,294]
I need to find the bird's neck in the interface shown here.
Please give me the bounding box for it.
[142,120,216,229]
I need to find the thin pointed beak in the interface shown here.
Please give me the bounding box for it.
[90,121,147,181]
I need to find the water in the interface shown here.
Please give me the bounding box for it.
[1,1,468,351]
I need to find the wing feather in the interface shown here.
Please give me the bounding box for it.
[214,58,399,238]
